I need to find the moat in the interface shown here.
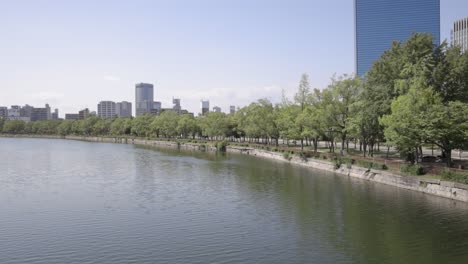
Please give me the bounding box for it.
[1,138,468,264]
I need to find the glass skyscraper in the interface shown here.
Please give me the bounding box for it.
[135,83,154,116]
[355,0,440,76]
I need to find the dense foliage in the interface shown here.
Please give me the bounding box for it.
[1,34,467,167]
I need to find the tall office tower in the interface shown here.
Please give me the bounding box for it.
[135,83,154,116]
[201,100,210,115]
[355,0,440,76]
[172,98,181,113]
[31,104,52,121]
[229,105,236,115]
[212,106,221,113]
[452,17,468,52]
[116,101,132,118]
[97,101,116,119]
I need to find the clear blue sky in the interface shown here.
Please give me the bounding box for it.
[0,0,466,115]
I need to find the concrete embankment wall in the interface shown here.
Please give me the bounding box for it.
[229,146,468,203]
[4,134,468,203]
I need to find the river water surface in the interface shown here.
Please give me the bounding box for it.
[1,138,468,264]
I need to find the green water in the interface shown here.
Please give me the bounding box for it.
[1,138,468,264]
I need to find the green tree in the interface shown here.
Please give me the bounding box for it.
[381,69,468,167]
[0,118,4,132]
[3,120,26,134]
[151,111,179,138]
[277,104,301,146]
[294,73,312,150]
[57,120,74,136]
[200,112,229,140]
[177,114,198,139]
[131,115,153,137]
[93,119,112,135]
[240,99,280,145]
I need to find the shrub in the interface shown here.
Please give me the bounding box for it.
[333,159,342,169]
[400,164,424,176]
[283,152,292,161]
[355,160,388,171]
[216,141,228,152]
[299,152,309,162]
[441,170,468,184]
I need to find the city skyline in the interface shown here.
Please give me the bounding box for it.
[1,0,467,114]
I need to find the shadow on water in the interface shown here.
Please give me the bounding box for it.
[134,144,229,162]
[132,143,468,263]
[224,153,468,263]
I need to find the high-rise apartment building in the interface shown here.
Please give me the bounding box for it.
[452,17,468,52]
[31,104,51,121]
[355,0,440,76]
[116,101,132,118]
[135,83,154,116]
[97,101,116,119]
[65,114,80,120]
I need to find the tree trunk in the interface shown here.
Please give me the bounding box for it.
[414,147,419,164]
[313,137,318,153]
[445,148,452,167]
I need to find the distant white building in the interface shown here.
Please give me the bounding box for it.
[8,106,30,122]
[97,101,116,119]
[116,101,132,118]
[7,106,21,118]
[452,17,468,52]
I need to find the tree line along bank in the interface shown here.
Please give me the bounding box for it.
[1,34,467,169]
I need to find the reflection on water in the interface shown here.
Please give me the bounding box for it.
[1,138,468,264]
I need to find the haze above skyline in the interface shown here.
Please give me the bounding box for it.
[1,0,467,115]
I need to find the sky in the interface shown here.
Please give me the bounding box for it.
[0,0,467,115]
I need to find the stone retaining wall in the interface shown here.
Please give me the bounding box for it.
[230,146,468,203]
